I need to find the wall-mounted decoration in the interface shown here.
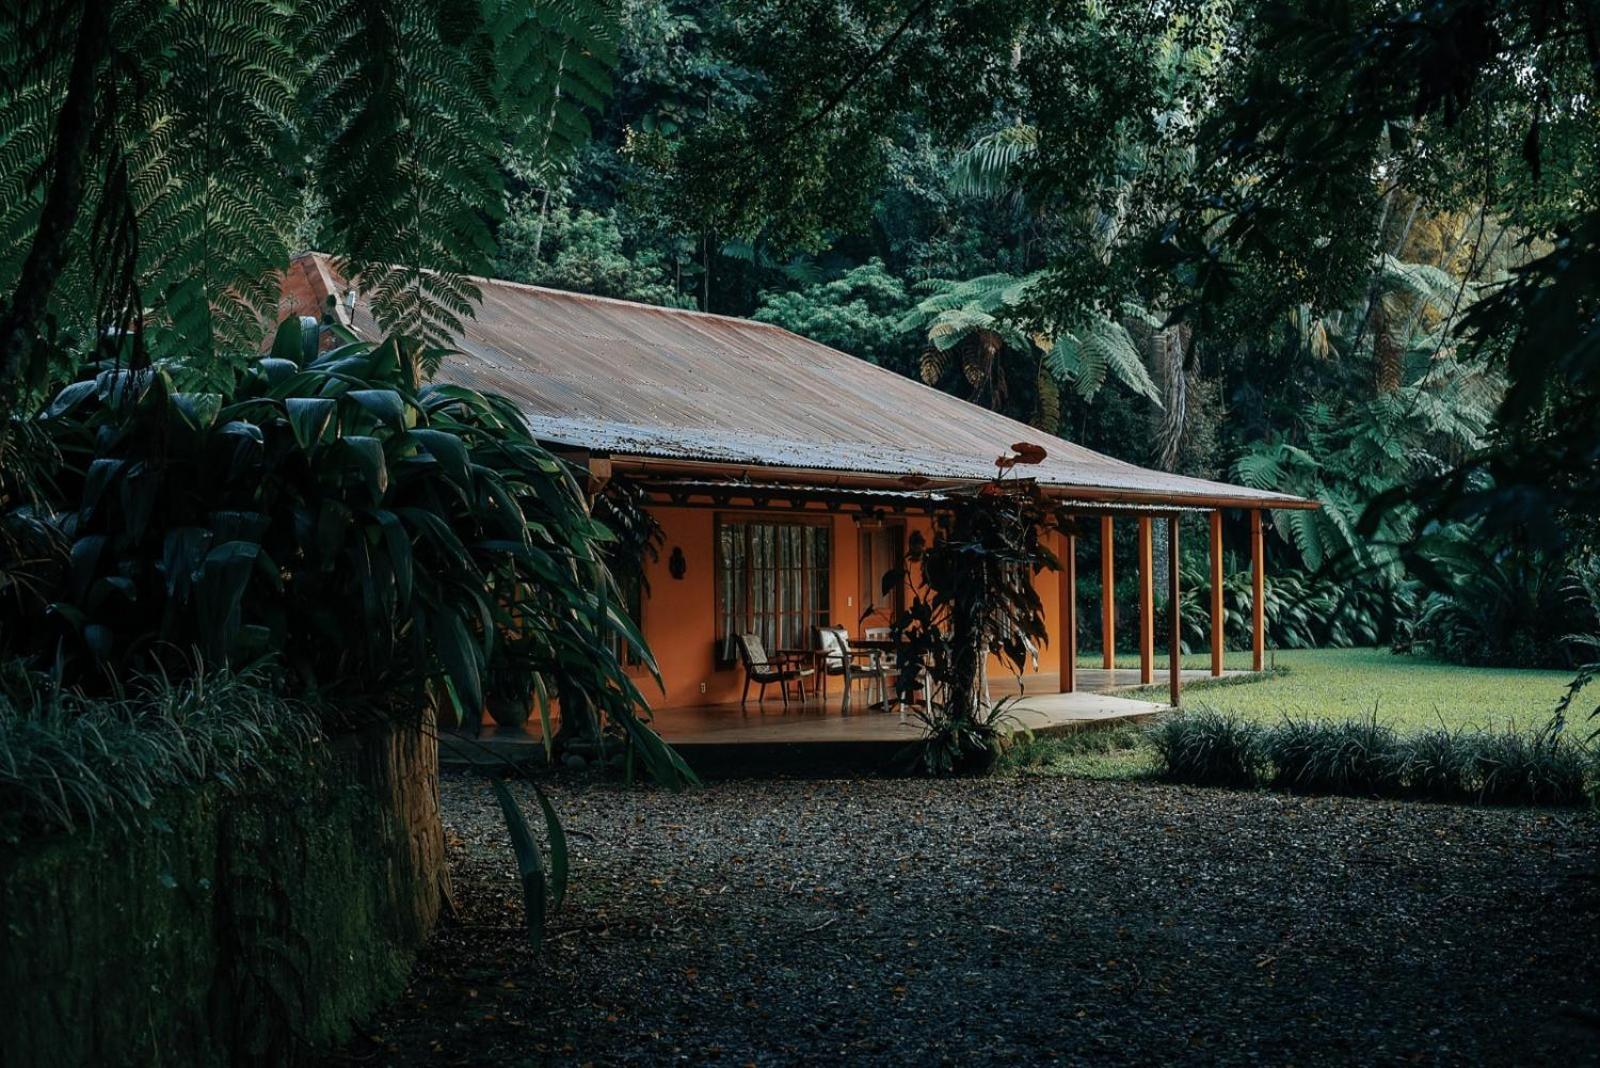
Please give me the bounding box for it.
[668,546,687,580]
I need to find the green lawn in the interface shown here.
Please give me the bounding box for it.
[1089,646,1574,733]
[1015,647,1578,779]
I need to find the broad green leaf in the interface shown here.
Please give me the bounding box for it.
[171,392,223,430]
[530,784,568,910]
[371,510,414,607]
[346,388,407,429]
[42,380,96,419]
[270,316,308,363]
[285,396,337,449]
[342,435,389,498]
[255,358,299,385]
[408,428,472,489]
[160,527,213,598]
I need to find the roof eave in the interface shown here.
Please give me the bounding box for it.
[605,454,1319,511]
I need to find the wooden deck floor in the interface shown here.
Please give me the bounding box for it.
[442,667,1250,776]
[646,667,1244,745]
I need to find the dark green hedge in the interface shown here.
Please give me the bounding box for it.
[0,721,446,1067]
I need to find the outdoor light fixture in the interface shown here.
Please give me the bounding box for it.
[668,546,686,580]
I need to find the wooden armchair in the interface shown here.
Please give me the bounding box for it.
[735,633,815,708]
[816,625,889,707]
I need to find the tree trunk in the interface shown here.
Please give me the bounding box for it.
[1155,322,1191,472]
[1372,301,1402,393]
[701,232,711,312]
[530,186,552,264]
[0,0,110,422]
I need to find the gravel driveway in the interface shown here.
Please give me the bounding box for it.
[329,771,1600,1066]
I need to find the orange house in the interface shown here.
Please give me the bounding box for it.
[278,253,1313,719]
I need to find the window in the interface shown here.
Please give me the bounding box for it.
[858,521,905,626]
[716,518,830,663]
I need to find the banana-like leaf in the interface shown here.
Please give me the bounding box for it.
[371,510,414,607]
[43,380,97,420]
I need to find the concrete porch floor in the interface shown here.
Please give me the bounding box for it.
[441,667,1253,776]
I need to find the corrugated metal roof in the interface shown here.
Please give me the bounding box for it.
[282,254,1312,509]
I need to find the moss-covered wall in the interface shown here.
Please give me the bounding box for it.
[0,720,448,1067]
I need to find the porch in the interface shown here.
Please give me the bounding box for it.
[442,667,1253,776]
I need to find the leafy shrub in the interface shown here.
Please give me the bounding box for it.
[1148,709,1264,786]
[890,464,1058,777]
[1554,556,1600,734]
[1263,715,1407,796]
[0,322,686,781]
[1405,534,1595,669]
[1466,730,1589,807]
[0,663,317,843]
[752,260,914,368]
[1170,565,1414,654]
[907,700,1014,776]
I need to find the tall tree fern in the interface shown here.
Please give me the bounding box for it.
[899,271,1164,427]
[0,0,620,413]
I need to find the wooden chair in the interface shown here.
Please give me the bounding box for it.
[816,625,889,707]
[735,633,815,708]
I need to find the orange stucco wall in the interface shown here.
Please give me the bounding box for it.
[633,505,1060,709]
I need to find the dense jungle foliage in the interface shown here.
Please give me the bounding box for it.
[482,0,1599,684]
[1,0,1598,739]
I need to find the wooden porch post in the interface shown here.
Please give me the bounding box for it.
[1100,516,1115,670]
[1058,526,1077,694]
[1209,509,1224,677]
[1168,514,1182,707]
[1138,516,1154,684]
[1250,508,1265,672]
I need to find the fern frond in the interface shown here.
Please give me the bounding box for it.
[950,124,1037,198]
[1378,254,1462,312]
[306,0,618,347]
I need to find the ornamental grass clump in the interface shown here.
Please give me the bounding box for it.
[1263,715,1407,797]
[0,664,317,843]
[1399,726,1475,802]
[1466,729,1589,807]
[1148,709,1264,787]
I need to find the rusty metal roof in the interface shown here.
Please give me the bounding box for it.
[284,254,1312,510]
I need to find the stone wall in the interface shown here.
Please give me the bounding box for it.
[0,720,448,1067]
